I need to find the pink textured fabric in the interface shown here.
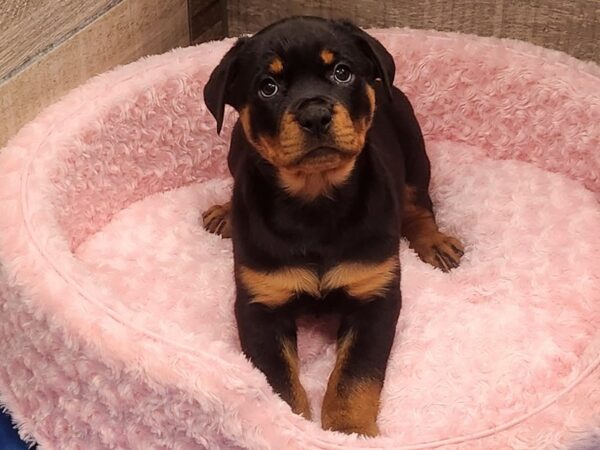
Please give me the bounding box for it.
[0,28,599,450]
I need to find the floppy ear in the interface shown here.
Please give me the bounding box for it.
[203,37,249,134]
[338,21,395,99]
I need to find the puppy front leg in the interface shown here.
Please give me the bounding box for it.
[235,295,311,419]
[402,186,464,272]
[321,290,401,436]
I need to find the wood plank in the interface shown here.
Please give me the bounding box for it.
[189,0,218,18]
[0,0,121,81]
[189,0,226,43]
[192,20,227,45]
[226,0,599,63]
[0,0,189,148]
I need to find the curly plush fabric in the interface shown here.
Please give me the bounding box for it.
[0,28,599,450]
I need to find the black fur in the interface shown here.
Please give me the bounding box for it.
[203,16,443,434]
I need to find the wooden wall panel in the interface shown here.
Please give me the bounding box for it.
[0,0,121,81]
[226,0,599,63]
[189,0,227,44]
[0,0,189,148]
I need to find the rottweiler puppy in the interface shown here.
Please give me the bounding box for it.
[202,16,464,436]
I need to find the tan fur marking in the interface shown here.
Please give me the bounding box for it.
[240,266,319,308]
[269,56,284,74]
[239,106,254,144]
[354,84,377,139]
[241,106,354,200]
[322,257,398,301]
[239,86,376,202]
[240,106,277,164]
[365,84,376,119]
[331,87,375,154]
[320,49,335,65]
[331,104,364,152]
[281,339,312,419]
[403,185,465,271]
[402,185,438,241]
[279,90,376,200]
[240,107,306,168]
[278,159,355,201]
[240,257,396,307]
[278,111,306,160]
[322,332,381,436]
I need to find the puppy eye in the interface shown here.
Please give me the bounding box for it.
[333,63,353,84]
[259,77,279,98]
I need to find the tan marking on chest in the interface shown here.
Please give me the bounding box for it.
[321,257,398,301]
[240,266,320,308]
[278,159,355,201]
[241,257,397,307]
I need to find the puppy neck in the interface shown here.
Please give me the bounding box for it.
[277,160,356,202]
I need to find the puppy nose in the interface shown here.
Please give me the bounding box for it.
[296,100,332,135]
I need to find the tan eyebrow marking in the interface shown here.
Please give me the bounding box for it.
[320,49,335,65]
[269,56,284,74]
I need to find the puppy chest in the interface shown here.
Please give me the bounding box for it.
[239,257,398,308]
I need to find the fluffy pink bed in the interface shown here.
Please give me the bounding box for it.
[0,28,599,450]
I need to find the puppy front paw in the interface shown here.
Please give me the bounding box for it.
[411,232,464,272]
[202,202,232,238]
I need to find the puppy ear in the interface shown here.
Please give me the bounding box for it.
[204,37,249,134]
[339,21,395,99]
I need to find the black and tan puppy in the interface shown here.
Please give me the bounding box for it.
[202,16,464,436]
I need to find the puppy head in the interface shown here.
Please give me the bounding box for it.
[204,17,395,187]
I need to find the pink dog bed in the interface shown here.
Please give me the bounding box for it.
[1,28,599,450]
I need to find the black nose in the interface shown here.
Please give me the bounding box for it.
[296,99,332,135]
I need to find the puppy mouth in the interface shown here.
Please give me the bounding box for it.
[299,146,340,161]
[293,146,354,166]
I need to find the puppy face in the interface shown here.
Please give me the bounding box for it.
[236,42,376,173]
[204,17,395,187]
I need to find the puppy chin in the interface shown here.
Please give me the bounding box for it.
[285,146,357,174]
